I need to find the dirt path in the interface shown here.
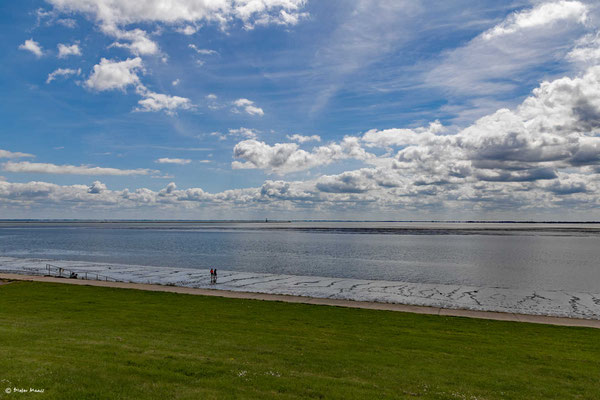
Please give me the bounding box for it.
[1,273,598,329]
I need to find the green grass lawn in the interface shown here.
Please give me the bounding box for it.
[0,281,598,399]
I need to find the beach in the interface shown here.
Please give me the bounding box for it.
[2,256,599,323]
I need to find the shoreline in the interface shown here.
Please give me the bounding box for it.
[2,272,599,329]
[1,256,600,322]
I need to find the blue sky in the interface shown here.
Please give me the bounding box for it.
[1,0,600,219]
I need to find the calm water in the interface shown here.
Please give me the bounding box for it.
[1,221,599,292]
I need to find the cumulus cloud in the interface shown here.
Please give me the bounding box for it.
[2,161,153,176]
[84,58,192,113]
[223,64,600,215]
[57,43,81,58]
[316,169,379,194]
[135,86,193,115]
[383,65,600,186]
[362,121,445,149]
[45,0,308,30]
[232,136,374,174]
[85,57,143,91]
[42,0,306,59]
[0,155,598,216]
[543,173,589,195]
[10,3,600,217]
[47,68,81,83]
[286,134,321,143]
[0,179,275,214]
[108,28,159,55]
[21,67,600,216]
[232,98,264,116]
[18,39,43,57]
[155,158,191,165]
[88,180,107,193]
[0,149,34,159]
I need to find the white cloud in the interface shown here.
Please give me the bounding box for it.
[189,44,218,55]
[177,25,198,35]
[228,127,258,139]
[316,169,379,194]
[18,39,43,57]
[251,8,308,28]
[0,149,34,159]
[84,58,192,114]
[108,28,159,55]
[568,32,600,65]
[362,121,445,149]
[11,2,600,217]
[223,64,600,214]
[57,43,81,58]
[3,161,153,176]
[210,131,227,141]
[232,136,373,174]
[206,93,220,109]
[88,180,107,193]
[232,98,264,116]
[425,0,591,101]
[35,8,77,28]
[385,65,600,186]
[47,68,81,83]
[307,1,422,113]
[46,0,308,30]
[85,57,143,91]
[135,86,193,115]
[482,1,588,40]
[286,134,321,143]
[155,158,192,165]
[56,18,77,28]
[232,141,300,172]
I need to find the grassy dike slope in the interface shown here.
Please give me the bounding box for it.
[0,281,598,399]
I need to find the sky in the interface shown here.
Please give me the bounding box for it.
[1,0,600,220]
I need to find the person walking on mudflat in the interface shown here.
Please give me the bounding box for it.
[213,269,218,284]
[210,268,214,284]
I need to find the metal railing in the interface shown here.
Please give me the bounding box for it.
[44,264,124,283]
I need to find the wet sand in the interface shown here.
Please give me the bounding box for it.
[2,256,600,320]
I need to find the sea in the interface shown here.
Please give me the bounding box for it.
[1,220,599,293]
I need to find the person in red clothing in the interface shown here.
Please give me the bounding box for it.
[210,268,214,284]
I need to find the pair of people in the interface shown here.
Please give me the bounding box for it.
[210,268,218,284]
